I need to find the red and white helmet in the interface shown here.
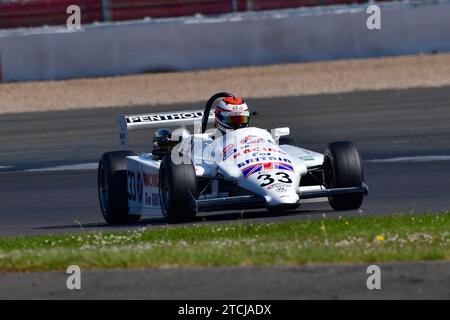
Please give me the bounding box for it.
[214,97,250,132]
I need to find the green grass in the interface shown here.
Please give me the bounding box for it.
[0,212,449,272]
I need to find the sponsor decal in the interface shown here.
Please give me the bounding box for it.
[240,135,266,145]
[231,152,242,159]
[275,185,288,193]
[242,162,294,178]
[145,192,160,207]
[231,104,247,111]
[267,183,291,193]
[237,157,292,168]
[126,111,211,124]
[143,172,159,187]
[242,147,287,155]
[249,152,272,157]
[241,135,257,144]
[223,144,237,160]
[129,171,156,203]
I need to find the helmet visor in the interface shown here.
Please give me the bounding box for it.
[226,115,248,125]
[217,111,249,129]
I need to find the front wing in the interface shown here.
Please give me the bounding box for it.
[188,184,369,212]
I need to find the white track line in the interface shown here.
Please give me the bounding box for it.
[26,162,98,172]
[366,155,450,163]
[11,155,450,173]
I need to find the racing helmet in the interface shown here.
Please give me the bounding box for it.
[214,97,250,132]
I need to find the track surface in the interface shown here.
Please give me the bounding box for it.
[0,87,449,299]
[1,262,449,299]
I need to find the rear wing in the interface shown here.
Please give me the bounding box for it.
[117,110,214,147]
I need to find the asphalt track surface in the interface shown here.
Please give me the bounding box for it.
[1,262,449,299]
[0,86,449,298]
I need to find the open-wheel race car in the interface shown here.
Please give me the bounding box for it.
[97,92,368,224]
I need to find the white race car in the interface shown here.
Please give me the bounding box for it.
[98,92,368,224]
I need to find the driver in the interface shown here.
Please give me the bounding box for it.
[214,97,250,133]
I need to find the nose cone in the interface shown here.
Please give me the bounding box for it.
[266,192,299,209]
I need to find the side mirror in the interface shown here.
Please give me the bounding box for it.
[271,127,290,142]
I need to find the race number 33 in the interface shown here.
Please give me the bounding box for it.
[257,172,292,187]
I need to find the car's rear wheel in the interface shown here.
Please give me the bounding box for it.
[323,141,364,211]
[98,151,141,224]
[159,155,198,223]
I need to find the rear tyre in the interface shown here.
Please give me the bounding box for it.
[98,151,141,224]
[159,155,198,223]
[323,141,364,211]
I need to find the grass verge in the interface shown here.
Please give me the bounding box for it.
[0,213,449,272]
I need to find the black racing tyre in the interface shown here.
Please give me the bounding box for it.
[279,136,298,146]
[98,151,141,224]
[158,155,198,223]
[323,141,364,211]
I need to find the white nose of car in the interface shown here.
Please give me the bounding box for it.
[265,192,300,208]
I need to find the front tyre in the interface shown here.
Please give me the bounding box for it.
[159,155,198,223]
[323,141,364,211]
[98,151,141,224]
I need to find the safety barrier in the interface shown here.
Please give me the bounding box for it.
[0,0,387,29]
[0,1,449,81]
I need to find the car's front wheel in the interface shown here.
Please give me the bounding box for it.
[98,151,141,224]
[323,141,364,211]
